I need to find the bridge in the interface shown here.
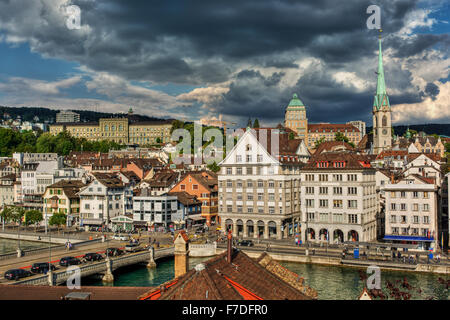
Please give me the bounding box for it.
[10,247,174,286]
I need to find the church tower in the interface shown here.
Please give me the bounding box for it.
[284,93,308,141]
[372,35,392,154]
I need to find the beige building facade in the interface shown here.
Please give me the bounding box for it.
[49,117,173,145]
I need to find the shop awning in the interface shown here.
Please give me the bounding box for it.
[383,235,434,242]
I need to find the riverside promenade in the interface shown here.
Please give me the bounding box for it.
[216,240,450,275]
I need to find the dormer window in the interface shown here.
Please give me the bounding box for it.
[246,144,252,151]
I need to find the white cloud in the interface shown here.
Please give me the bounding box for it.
[0,76,81,95]
[392,81,450,124]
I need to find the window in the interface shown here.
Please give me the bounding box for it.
[268,193,275,201]
[319,174,328,182]
[236,180,243,188]
[413,191,419,198]
[246,155,252,162]
[423,204,429,212]
[227,206,232,213]
[257,193,264,201]
[306,199,314,208]
[257,180,264,188]
[226,181,232,188]
[319,199,328,208]
[305,187,314,195]
[237,206,243,213]
[247,194,253,200]
[333,187,342,195]
[391,203,396,211]
[319,187,328,195]
[400,203,407,211]
[226,168,232,175]
[390,215,397,223]
[192,184,198,190]
[236,168,242,175]
[268,181,275,188]
[247,207,253,213]
[423,216,429,224]
[413,203,419,211]
[348,200,357,209]
[348,187,357,195]
[400,215,407,223]
[423,192,428,199]
[269,207,275,214]
[247,181,253,188]
[333,213,343,223]
[348,214,358,224]
[246,167,253,175]
[257,155,263,162]
[400,191,406,198]
[333,200,343,208]
[236,155,242,163]
[413,216,419,224]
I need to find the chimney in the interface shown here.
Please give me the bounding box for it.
[174,231,189,278]
[227,229,233,264]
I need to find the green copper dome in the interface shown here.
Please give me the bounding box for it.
[288,93,305,107]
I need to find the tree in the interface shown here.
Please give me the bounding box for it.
[156,137,162,144]
[314,137,326,149]
[289,132,295,140]
[253,119,260,128]
[24,210,43,231]
[335,132,349,143]
[0,206,13,224]
[170,120,185,134]
[207,161,220,173]
[49,212,67,233]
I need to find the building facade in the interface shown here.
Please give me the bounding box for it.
[218,128,303,240]
[56,111,80,123]
[383,174,438,250]
[284,93,308,141]
[49,117,173,145]
[132,190,178,230]
[307,123,362,148]
[300,152,378,244]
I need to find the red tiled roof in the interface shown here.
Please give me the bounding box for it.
[139,250,312,300]
[308,123,360,133]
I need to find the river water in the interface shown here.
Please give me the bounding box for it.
[82,256,449,300]
[0,238,49,254]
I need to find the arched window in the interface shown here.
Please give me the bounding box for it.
[382,115,387,127]
[104,125,108,131]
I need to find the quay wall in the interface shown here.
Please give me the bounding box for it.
[215,249,450,275]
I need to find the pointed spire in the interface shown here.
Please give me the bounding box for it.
[373,32,390,110]
[376,37,386,96]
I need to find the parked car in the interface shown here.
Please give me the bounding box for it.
[125,243,142,253]
[4,269,32,281]
[30,262,56,274]
[106,247,124,257]
[59,256,81,267]
[83,253,104,262]
[238,240,254,247]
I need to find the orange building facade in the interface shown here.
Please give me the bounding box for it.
[170,171,219,226]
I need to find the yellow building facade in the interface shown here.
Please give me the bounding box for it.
[284,93,308,141]
[49,118,173,145]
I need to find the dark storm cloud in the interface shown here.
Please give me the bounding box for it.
[424,82,440,100]
[0,0,447,124]
[388,34,450,58]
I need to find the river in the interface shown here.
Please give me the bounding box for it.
[82,256,449,300]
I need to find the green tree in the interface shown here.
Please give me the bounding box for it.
[0,206,13,224]
[156,137,162,144]
[170,120,185,134]
[24,210,43,231]
[314,137,326,149]
[253,119,260,128]
[207,161,220,173]
[49,212,67,233]
[335,132,349,143]
[289,132,295,140]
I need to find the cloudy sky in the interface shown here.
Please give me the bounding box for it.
[0,0,448,128]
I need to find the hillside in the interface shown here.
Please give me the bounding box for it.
[367,124,450,137]
[0,106,166,123]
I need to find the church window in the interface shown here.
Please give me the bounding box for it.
[382,115,387,127]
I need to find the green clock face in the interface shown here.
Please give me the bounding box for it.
[382,129,388,135]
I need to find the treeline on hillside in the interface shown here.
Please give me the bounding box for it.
[365,124,450,137]
[0,128,123,157]
[0,106,165,123]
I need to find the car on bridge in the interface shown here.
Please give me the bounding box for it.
[31,262,56,274]
[82,253,104,262]
[4,269,32,281]
[125,243,143,253]
[59,256,82,267]
[238,240,254,247]
[106,247,124,257]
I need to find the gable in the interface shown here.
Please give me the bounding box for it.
[219,129,279,166]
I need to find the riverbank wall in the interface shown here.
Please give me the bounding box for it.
[216,248,450,275]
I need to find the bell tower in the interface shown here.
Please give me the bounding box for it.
[372,32,392,154]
